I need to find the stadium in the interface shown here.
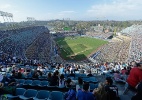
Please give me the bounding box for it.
[0,4,142,100]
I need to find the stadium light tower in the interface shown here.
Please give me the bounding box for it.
[27,17,36,25]
[0,11,6,22]
[0,11,14,22]
[7,13,15,29]
[7,13,13,22]
[0,11,14,30]
[10,13,14,22]
[27,17,35,21]
[5,12,11,22]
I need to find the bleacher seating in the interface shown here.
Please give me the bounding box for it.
[0,25,141,100]
[19,89,38,100]
[33,90,50,100]
[1,88,26,100]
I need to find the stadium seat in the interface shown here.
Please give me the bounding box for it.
[75,74,81,78]
[80,74,87,77]
[49,91,64,100]
[18,79,25,84]
[68,76,74,80]
[19,89,37,100]
[23,80,33,85]
[89,83,98,92]
[40,81,49,86]
[33,90,50,100]
[90,77,98,83]
[31,80,41,86]
[82,78,90,83]
[47,86,58,91]
[1,88,26,100]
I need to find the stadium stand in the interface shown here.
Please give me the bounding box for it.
[0,25,142,100]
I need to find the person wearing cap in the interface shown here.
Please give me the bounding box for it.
[127,62,142,91]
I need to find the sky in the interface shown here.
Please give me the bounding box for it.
[0,0,142,22]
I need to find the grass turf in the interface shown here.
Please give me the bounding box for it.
[54,36,108,61]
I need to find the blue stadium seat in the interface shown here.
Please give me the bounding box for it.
[18,79,25,85]
[1,88,26,100]
[40,81,49,86]
[80,74,87,77]
[68,76,75,80]
[33,90,50,100]
[19,89,37,100]
[82,78,90,83]
[31,80,41,86]
[23,80,33,85]
[50,91,64,100]
[47,86,58,91]
[89,83,98,92]
[90,77,98,83]
[75,74,81,78]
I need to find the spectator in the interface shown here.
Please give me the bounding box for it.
[113,70,124,82]
[59,64,64,74]
[127,62,142,91]
[7,78,17,86]
[79,68,84,74]
[104,77,119,100]
[65,78,74,87]
[76,77,83,92]
[47,72,52,81]
[16,72,22,79]
[50,72,58,86]
[76,83,95,100]
[121,67,127,75]
[87,70,93,77]
[32,71,39,78]
[93,82,106,100]
[64,83,76,100]
[69,71,75,78]
[59,74,65,87]
[125,66,131,75]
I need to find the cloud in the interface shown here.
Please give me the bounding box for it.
[59,11,76,14]
[47,10,76,19]
[58,10,77,16]
[31,11,77,21]
[0,4,11,9]
[87,0,142,20]
[0,4,12,11]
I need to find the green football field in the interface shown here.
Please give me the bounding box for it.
[54,36,108,61]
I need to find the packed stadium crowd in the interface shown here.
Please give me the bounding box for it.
[89,35,131,63]
[121,25,142,62]
[25,31,52,62]
[0,26,50,61]
[0,50,142,100]
[0,24,141,100]
[85,32,113,40]
[89,25,142,63]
